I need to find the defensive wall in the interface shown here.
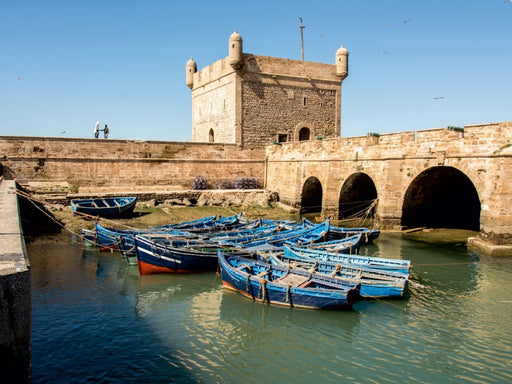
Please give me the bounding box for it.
[265,121,512,254]
[0,137,265,191]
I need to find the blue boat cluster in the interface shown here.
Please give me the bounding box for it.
[80,213,411,310]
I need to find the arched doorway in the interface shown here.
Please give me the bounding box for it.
[402,166,480,230]
[301,176,323,214]
[338,173,378,219]
[209,129,214,143]
[298,127,310,141]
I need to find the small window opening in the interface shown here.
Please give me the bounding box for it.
[209,129,214,143]
[299,127,310,141]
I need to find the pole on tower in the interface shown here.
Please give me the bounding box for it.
[299,17,305,61]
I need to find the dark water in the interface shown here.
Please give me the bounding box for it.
[28,231,512,383]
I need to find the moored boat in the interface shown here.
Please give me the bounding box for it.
[71,196,137,218]
[327,225,380,244]
[289,234,363,254]
[259,251,408,298]
[218,251,361,309]
[134,235,254,275]
[284,244,411,275]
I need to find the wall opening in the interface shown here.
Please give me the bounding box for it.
[401,166,480,230]
[298,127,310,141]
[338,173,378,219]
[300,176,323,214]
[278,134,288,143]
[209,129,214,143]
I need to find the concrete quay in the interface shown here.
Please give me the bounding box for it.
[0,179,31,383]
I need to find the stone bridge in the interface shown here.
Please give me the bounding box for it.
[265,121,512,254]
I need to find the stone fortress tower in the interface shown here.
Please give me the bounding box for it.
[186,31,349,149]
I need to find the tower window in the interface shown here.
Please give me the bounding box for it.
[303,96,307,107]
[209,129,214,143]
[278,134,288,143]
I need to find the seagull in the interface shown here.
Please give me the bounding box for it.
[17,76,22,80]
[403,17,412,24]
[377,49,388,54]
[320,32,324,36]
[60,131,66,134]
[433,96,444,100]
[383,23,392,27]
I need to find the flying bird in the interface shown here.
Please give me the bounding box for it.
[320,32,324,36]
[403,17,412,24]
[433,96,444,100]
[60,131,66,134]
[383,23,392,27]
[17,76,22,80]
[377,49,388,54]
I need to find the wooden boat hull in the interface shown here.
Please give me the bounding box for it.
[134,235,252,275]
[218,252,361,310]
[71,196,137,218]
[328,226,380,244]
[284,244,411,275]
[290,234,363,254]
[260,252,408,298]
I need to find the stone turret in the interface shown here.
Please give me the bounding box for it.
[228,30,243,69]
[186,57,197,89]
[335,45,348,80]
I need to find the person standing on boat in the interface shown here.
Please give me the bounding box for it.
[94,121,100,138]
[103,124,109,139]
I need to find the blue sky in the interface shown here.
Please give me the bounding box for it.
[1,0,511,141]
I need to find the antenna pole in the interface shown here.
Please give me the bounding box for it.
[299,17,305,61]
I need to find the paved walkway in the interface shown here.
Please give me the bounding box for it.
[0,179,28,274]
[0,178,31,382]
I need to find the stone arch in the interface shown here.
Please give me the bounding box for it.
[401,166,481,230]
[300,176,323,214]
[209,129,214,143]
[294,123,315,142]
[338,172,378,219]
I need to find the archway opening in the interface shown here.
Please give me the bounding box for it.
[298,127,310,141]
[402,166,480,230]
[301,176,323,214]
[338,173,378,220]
[209,129,214,143]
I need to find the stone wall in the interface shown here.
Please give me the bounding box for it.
[265,121,512,246]
[0,137,266,191]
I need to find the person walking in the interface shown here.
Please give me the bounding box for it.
[103,124,109,139]
[94,121,100,138]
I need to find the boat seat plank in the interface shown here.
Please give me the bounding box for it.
[274,273,309,287]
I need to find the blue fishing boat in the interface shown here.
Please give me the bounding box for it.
[240,221,330,251]
[259,252,408,298]
[218,251,361,309]
[287,234,363,254]
[71,196,137,218]
[327,225,380,244]
[284,244,411,275]
[134,235,253,275]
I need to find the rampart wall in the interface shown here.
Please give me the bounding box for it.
[0,137,266,191]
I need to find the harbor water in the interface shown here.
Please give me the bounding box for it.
[29,231,512,383]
